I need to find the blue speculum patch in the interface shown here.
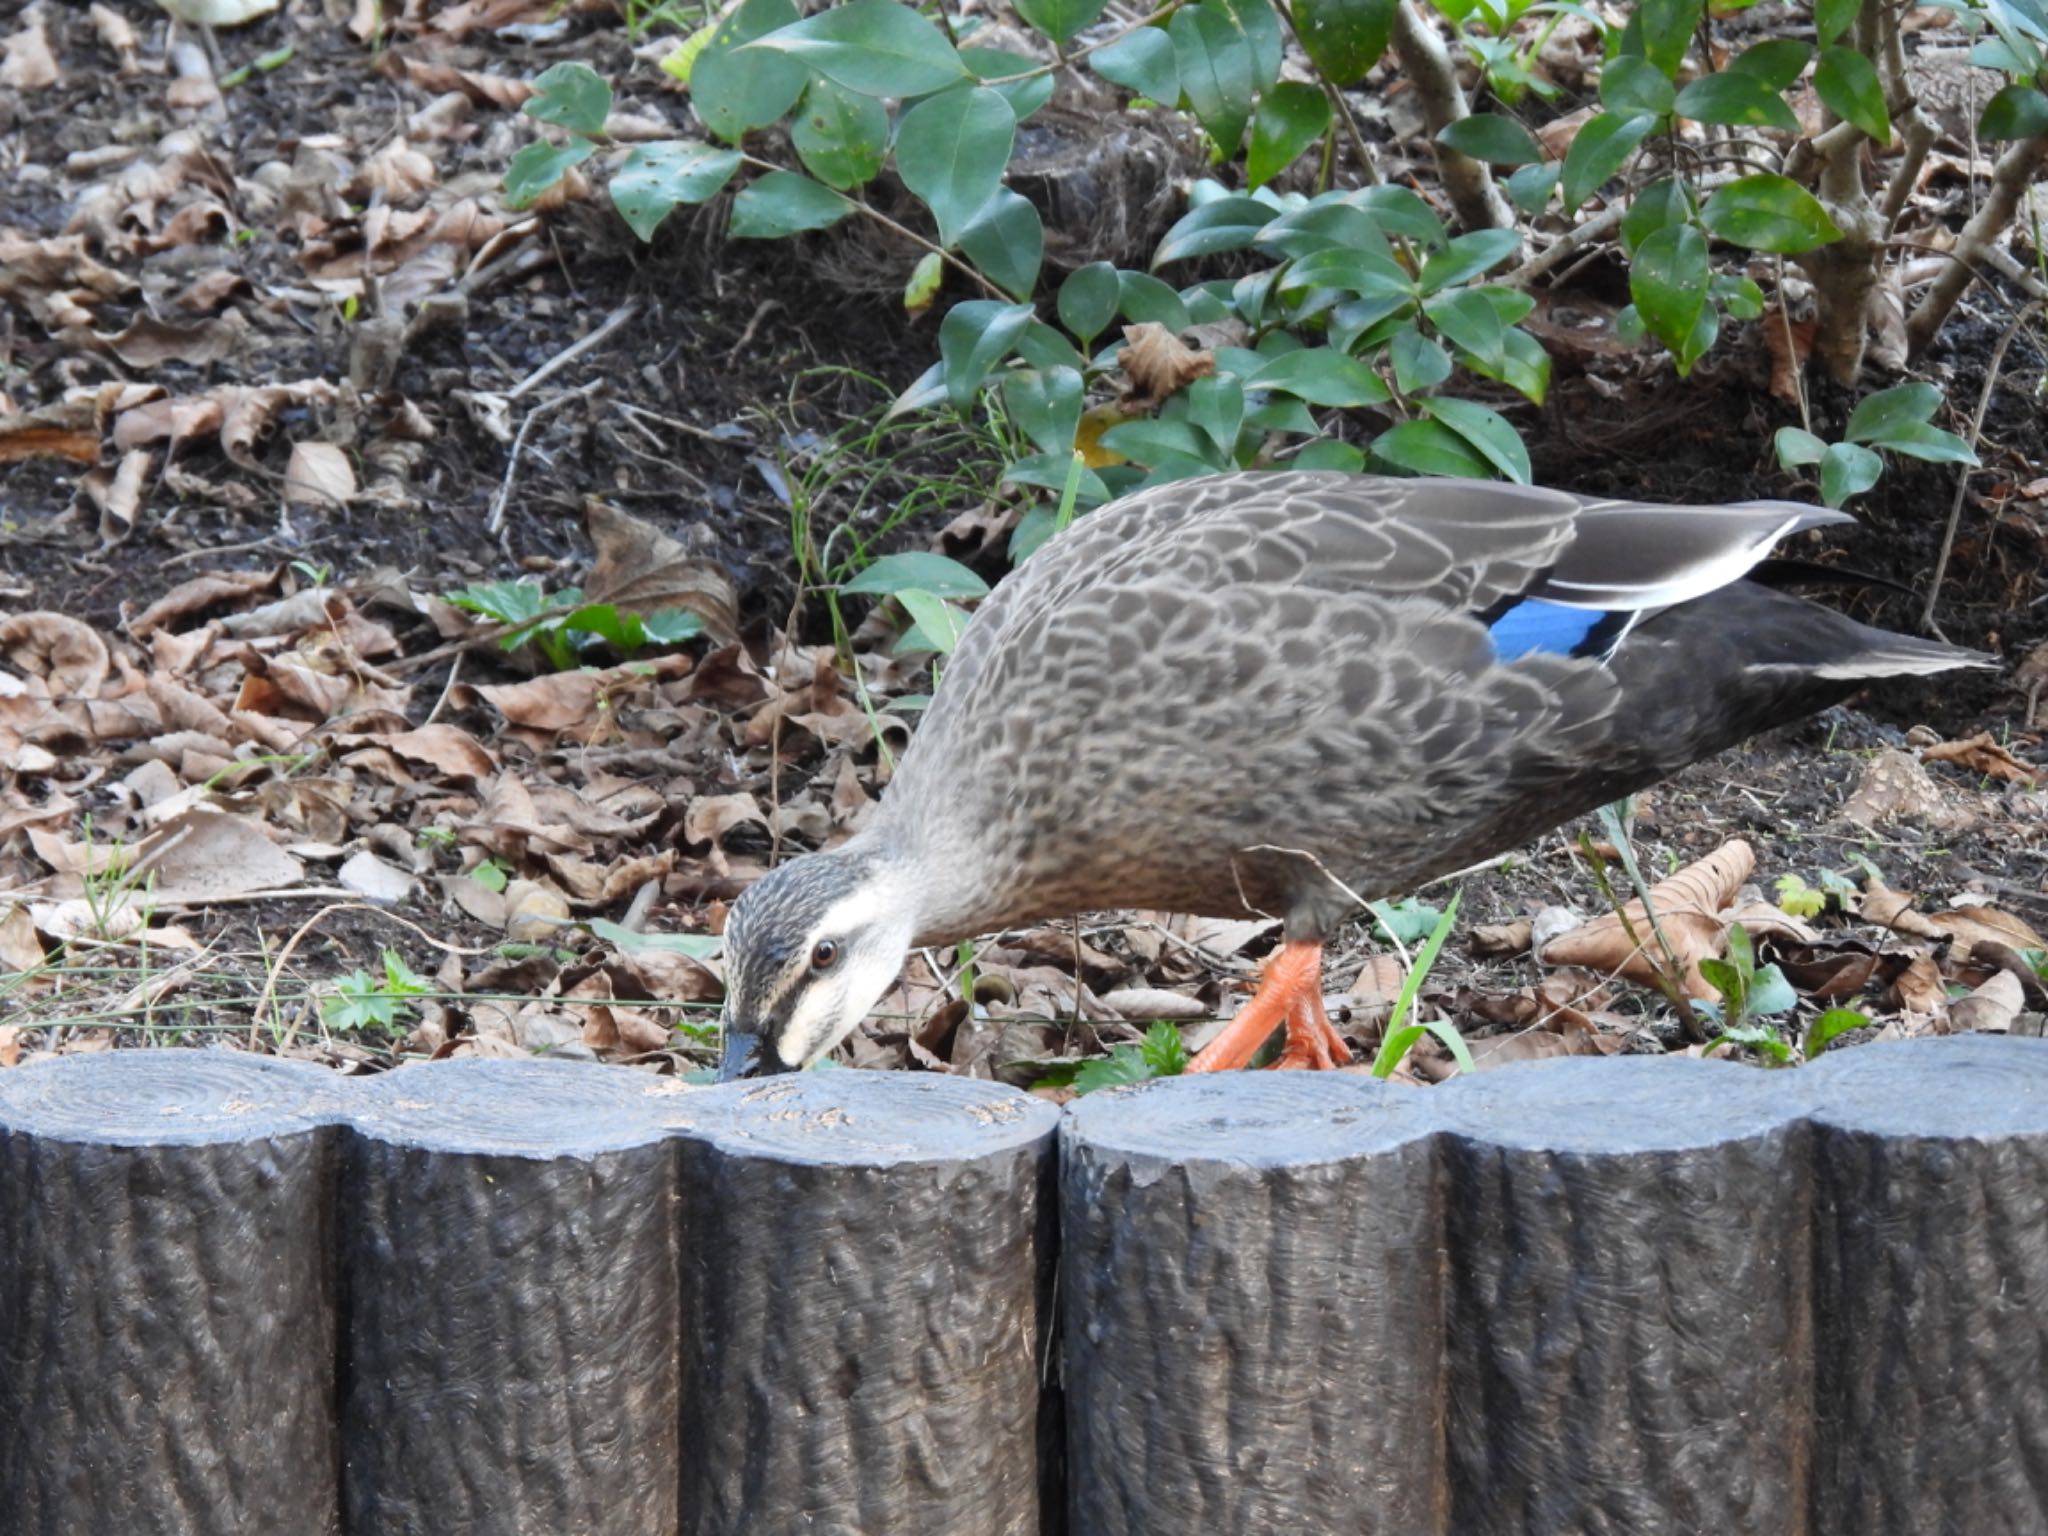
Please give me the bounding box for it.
[1486,598,1623,661]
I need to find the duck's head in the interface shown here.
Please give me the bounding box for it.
[716,845,919,1080]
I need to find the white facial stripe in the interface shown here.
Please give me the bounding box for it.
[776,886,915,1068]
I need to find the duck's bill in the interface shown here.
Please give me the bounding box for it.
[718,1028,798,1081]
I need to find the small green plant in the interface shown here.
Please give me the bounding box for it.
[446,579,706,670]
[1697,922,1801,1061]
[1774,382,1976,507]
[1033,1019,1191,1094]
[322,951,433,1032]
[1774,873,1827,919]
[1803,1005,1875,1058]
[1369,889,1474,1077]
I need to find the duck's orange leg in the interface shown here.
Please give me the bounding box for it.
[1187,940,1352,1073]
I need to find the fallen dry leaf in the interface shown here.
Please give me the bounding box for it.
[285,442,358,508]
[0,11,59,90]
[1892,953,1949,1022]
[1922,731,2038,786]
[1117,322,1214,410]
[1540,839,1754,997]
[583,501,739,645]
[1949,969,2024,1034]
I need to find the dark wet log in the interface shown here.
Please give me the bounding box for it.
[1060,1074,1445,1536]
[0,1050,340,1536]
[1806,1036,2048,1534]
[340,1061,686,1536]
[675,1071,1061,1536]
[1437,1058,1813,1535]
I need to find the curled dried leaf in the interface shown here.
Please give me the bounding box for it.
[1117,322,1214,410]
[1539,839,1755,998]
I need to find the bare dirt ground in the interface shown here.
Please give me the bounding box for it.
[2,0,2046,1086]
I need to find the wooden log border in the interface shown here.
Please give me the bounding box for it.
[0,1035,2042,1533]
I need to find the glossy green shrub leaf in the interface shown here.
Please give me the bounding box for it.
[1293,439,1369,471]
[1170,2,1260,153]
[1283,246,1412,299]
[692,0,807,143]
[1391,325,1453,393]
[1505,161,1560,214]
[1002,367,1084,456]
[959,189,1044,299]
[1774,426,1827,467]
[961,47,1057,120]
[1561,111,1656,213]
[894,589,970,655]
[903,250,944,311]
[1100,418,1220,464]
[1728,38,1810,90]
[1980,82,2048,138]
[1701,174,1841,252]
[1844,381,1940,441]
[1864,421,1979,464]
[1058,262,1121,343]
[730,171,852,237]
[1118,270,1192,330]
[1357,184,1447,246]
[1814,0,1859,46]
[1819,441,1882,506]
[1640,0,1703,75]
[1426,396,1530,482]
[1013,0,1108,46]
[896,86,1017,247]
[1465,326,1551,405]
[1153,196,1278,265]
[938,299,1035,408]
[843,550,990,598]
[1256,198,1389,258]
[1249,82,1331,187]
[1244,348,1391,406]
[1090,26,1178,101]
[791,79,889,189]
[1436,113,1546,164]
[1293,0,1396,84]
[1424,288,1505,369]
[1373,417,1493,477]
[1003,452,1111,506]
[1630,223,1709,370]
[744,0,967,98]
[610,142,743,239]
[1815,46,1891,143]
[1187,374,1246,454]
[1017,319,1088,374]
[1418,229,1520,293]
[1599,55,1675,117]
[504,139,596,207]
[1674,71,1799,130]
[1711,272,1766,319]
[525,62,612,136]
[1620,174,1693,255]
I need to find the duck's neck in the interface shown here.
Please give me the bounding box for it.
[851,798,1004,949]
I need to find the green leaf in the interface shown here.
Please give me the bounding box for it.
[1249,82,1332,188]
[1868,421,1980,465]
[1748,962,1798,1016]
[791,78,890,189]
[1073,1042,1156,1094]
[1058,262,1121,343]
[1674,71,1800,131]
[1805,1007,1873,1058]
[1244,348,1391,406]
[1090,25,1179,102]
[729,171,852,237]
[937,299,1035,409]
[1640,0,1703,75]
[1425,397,1530,482]
[691,0,807,144]
[1118,270,1192,331]
[525,62,611,137]
[1814,0,1859,46]
[959,189,1043,299]
[1371,895,1443,946]
[1171,2,1260,153]
[961,47,1056,120]
[1153,196,1278,265]
[1003,366,1084,455]
[1357,184,1447,246]
[1139,1019,1190,1077]
[1293,439,1368,471]
[1099,418,1219,464]
[842,550,991,598]
[1774,425,1828,467]
[1600,55,1676,117]
[1293,0,1396,84]
[1391,324,1453,393]
[1505,161,1560,215]
[1620,174,1694,256]
[894,589,970,654]
[1727,38,1811,91]
[610,143,743,240]
[1017,319,1088,374]
[1819,440,1883,507]
[1187,373,1246,454]
[1561,111,1657,213]
[1630,223,1710,360]
[1436,112,1546,165]
[744,0,968,98]
[1013,0,1107,46]
[1465,325,1551,406]
[1844,381,1941,441]
[504,138,596,208]
[903,249,944,311]
[895,86,1016,247]
[1369,889,1464,1078]
[1417,228,1520,293]
[1700,173,1841,253]
[1815,46,1891,143]
[1373,417,1493,477]
[1980,82,2048,139]
[1425,288,1505,369]
[1712,272,1766,319]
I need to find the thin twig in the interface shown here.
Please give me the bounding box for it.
[1922,298,2041,632]
[487,379,602,536]
[1504,202,1623,290]
[509,302,639,402]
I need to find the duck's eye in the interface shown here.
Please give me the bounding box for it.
[811,938,839,970]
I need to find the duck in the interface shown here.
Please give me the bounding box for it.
[715,471,1990,1080]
